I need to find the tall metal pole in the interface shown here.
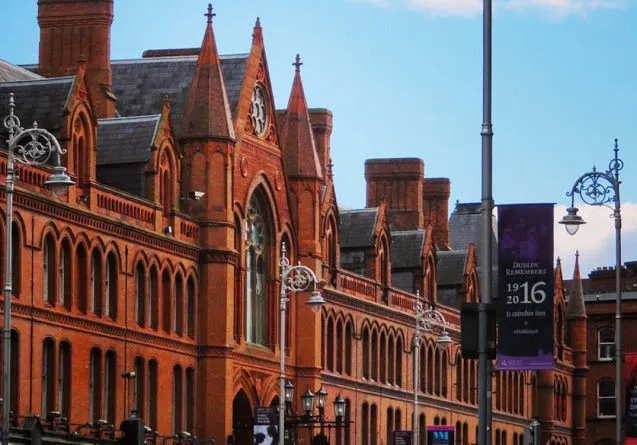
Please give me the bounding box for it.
[276,242,324,445]
[2,96,16,445]
[279,259,288,445]
[479,0,494,442]
[412,330,420,445]
[560,140,624,445]
[614,183,623,445]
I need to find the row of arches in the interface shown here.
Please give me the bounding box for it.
[554,375,568,422]
[362,324,404,387]
[14,333,194,433]
[494,370,526,415]
[417,340,448,397]
[37,226,199,337]
[133,262,196,338]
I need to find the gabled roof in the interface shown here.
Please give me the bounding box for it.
[96,115,161,165]
[391,230,426,269]
[437,250,468,287]
[339,208,378,248]
[449,201,498,266]
[0,59,43,82]
[109,54,247,138]
[0,77,75,138]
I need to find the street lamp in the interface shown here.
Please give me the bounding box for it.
[278,242,324,445]
[2,92,73,445]
[559,138,623,445]
[412,291,452,445]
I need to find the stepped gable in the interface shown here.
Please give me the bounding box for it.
[339,208,379,248]
[391,230,426,269]
[0,77,75,139]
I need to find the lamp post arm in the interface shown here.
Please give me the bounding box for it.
[278,245,321,445]
[566,168,620,210]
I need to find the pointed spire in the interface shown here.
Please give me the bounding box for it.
[566,251,587,319]
[180,3,235,140]
[252,16,263,43]
[279,54,323,179]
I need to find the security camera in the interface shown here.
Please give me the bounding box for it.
[189,191,205,200]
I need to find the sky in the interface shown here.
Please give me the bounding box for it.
[2,0,637,280]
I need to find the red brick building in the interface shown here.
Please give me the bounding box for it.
[0,1,586,444]
[564,258,637,445]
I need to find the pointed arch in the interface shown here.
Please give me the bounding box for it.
[58,236,73,309]
[395,331,403,387]
[245,186,275,346]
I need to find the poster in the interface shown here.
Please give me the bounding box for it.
[426,426,454,445]
[625,352,637,444]
[393,430,412,445]
[253,407,278,445]
[496,204,554,370]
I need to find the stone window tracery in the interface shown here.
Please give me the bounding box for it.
[245,192,270,345]
[250,84,268,136]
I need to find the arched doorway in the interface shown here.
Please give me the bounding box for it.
[232,390,253,445]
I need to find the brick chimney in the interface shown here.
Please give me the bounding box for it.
[422,177,451,248]
[365,158,424,231]
[38,0,116,118]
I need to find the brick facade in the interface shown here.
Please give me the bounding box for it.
[0,2,585,445]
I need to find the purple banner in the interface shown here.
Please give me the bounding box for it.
[497,204,554,370]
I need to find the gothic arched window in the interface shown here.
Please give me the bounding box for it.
[245,192,271,345]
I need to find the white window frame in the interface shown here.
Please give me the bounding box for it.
[597,379,616,418]
[598,327,615,361]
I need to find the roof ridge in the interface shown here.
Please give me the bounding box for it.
[110,53,249,65]
[391,229,426,235]
[0,76,75,86]
[340,207,378,214]
[98,114,161,124]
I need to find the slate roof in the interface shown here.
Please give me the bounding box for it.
[437,250,468,287]
[110,54,248,138]
[96,115,161,165]
[391,230,425,268]
[0,77,75,139]
[339,208,378,248]
[449,202,498,264]
[0,59,43,82]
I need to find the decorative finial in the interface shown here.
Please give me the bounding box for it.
[205,3,215,24]
[556,256,561,266]
[575,250,580,261]
[255,17,261,27]
[293,54,303,73]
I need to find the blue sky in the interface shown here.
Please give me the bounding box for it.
[2,0,637,278]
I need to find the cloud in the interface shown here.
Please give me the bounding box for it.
[554,202,637,279]
[353,0,627,16]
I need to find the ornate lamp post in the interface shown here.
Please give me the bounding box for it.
[283,381,346,445]
[412,292,452,445]
[278,242,324,445]
[2,93,73,445]
[559,139,623,445]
